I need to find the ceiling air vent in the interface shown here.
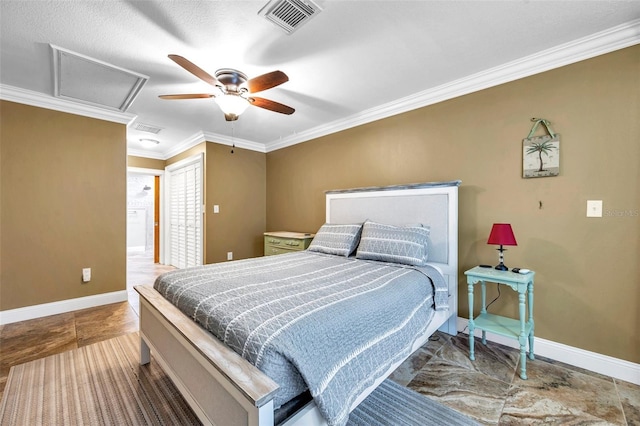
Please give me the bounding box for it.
[132,122,163,134]
[258,0,322,35]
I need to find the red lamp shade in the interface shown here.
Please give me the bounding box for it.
[487,223,517,246]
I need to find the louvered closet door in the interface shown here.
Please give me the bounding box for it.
[168,157,202,268]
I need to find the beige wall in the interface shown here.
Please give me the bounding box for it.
[1,101,127,310]
[166,143,206,167]
[165,142,266,264]
[266,46,640,363]
[128,155,165,170]
[205,143,266,263]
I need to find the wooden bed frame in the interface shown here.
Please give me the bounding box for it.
[136,180,460,426]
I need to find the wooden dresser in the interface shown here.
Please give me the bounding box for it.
[264,231,315,256]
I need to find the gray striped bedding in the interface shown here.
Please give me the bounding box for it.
[154,251,447,426]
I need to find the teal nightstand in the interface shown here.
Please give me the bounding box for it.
[464,266,535,379]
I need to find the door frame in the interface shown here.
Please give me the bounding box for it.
[164,153,205,268]
[154,175,160,263]
[127,167,166,264]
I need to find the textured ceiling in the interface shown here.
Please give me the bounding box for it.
[1,1,639,159]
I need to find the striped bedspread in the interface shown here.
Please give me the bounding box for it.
[154,251,446,426]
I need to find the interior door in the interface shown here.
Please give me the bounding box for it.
[166,154,203,269]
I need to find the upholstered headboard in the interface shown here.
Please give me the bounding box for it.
[325,180,460,334]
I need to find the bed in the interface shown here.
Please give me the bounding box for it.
[135,180,460,426]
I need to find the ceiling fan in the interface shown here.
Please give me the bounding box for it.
[159,54,295,121]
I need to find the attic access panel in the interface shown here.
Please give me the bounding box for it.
[51,45,148,112]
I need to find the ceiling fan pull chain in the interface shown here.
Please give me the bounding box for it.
[231,122,235,154]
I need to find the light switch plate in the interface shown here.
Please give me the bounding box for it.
[213,205,220,214]
[586,200,603,217]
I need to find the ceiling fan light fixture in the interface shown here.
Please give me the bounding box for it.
[215,93,250,120]
[161,55,294,118]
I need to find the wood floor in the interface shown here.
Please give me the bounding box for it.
[1,253,639,425]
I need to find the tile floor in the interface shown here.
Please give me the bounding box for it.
[1,253,638,425]
[126,250,176,315]
[390,332,640,425]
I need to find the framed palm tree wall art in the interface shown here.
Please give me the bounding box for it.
[523,118,560,178]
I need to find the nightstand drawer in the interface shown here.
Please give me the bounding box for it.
[265,236,306,249]
[264,232,314,256]
[264,245,299,256]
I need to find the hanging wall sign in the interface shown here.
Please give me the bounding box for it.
[523,118,560,178]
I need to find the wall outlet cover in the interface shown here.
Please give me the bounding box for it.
[586,200,603,217]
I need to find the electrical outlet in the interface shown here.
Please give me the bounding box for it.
[227,252,233,261]
[586,200,603,217]
[82,268,91,282]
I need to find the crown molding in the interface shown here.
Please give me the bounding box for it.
[161,131,207,160]
[264,19,640,153]
[127,148,166,160]
[202,131,267,153]
[149,129,265,161]
[0,84,136,125]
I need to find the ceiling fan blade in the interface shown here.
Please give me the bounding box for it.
[168,54,220,87]
[247,71,289,93]
[159,94,214,99]
[249,97,295,115]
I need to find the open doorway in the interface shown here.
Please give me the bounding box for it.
[126,169,175,308]
[127,173,155,258]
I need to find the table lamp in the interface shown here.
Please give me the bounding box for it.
[487,223,517,271]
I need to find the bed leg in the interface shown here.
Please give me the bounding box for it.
[140,336,151,365]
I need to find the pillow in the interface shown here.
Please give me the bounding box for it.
[356,221,430,266]
[307,223,362,257]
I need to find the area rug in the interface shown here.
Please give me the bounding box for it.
[0,333,199,425]
[1,332,479,425]
[347,378,480,425]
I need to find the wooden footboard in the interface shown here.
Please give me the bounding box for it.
[136,285,279,426]
[136,281,455,426]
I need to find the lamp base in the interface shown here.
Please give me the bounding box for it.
[495,246,508,271]
[494,263,508,271]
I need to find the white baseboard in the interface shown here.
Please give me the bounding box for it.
[0,291,129,325]
[457,317,640,386]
